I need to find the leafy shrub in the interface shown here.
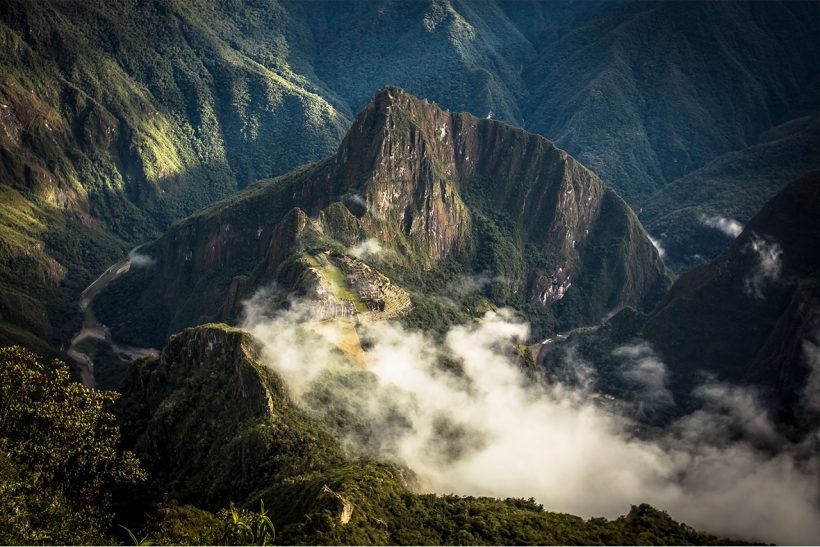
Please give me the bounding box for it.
[218,501,276,546]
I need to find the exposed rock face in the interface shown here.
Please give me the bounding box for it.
[320,484,354,525]
[323,88,607,269]
[99,87,668,346]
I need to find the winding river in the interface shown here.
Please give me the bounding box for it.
[67,249,159,387]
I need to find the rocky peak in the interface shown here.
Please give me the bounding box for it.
[324,86,612,270]
[100,88,669,347]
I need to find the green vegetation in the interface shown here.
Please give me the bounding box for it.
[113,323,743,546]
[0,345,145,544]
[0,186,127,353]
[0,327,760,546]
[219,501,276,546]
[0,3,816,544]
[642,116,820,272]
[97,89,668,349]
[0,0,349,352]
[524,2,820,202]
[72,336,130,390]
[2,0,817,355]
[305,252,368,313]
[541,173,820,423]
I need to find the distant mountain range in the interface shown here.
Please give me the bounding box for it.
[2,2,820,544]
[642,114,820,272]
[1,0,819,354]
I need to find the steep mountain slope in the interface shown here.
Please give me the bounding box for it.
[0,0,349,351]
[0,0,348,229]
[0,186,125,353]
[641,114,820,272]
[289,0,534,123]
[2,0,818,355]
[97,88,668,348]
[540,172,820,425]
[524,1,820,202]
[115,322,738,545]
[644,171,820,404]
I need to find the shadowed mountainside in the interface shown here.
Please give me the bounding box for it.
[1,0,818,354]
[539,171,820,428]
[642,115,820,272]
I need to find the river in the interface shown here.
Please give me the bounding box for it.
[67,249,159,387]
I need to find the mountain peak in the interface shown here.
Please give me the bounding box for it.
[366,85,436,113]
[98,88,669,347]
[370,85,413,107]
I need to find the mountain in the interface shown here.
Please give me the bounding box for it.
[2,0,819,355]
[539,171,820,425]
[644,171,820,410]
[641,114,820,272]
[113,322,738,545]
[524,1,820,202]
[287,0,534,124]
[0,186,125,354]
[95,87,669,349]
[0,0,349,352]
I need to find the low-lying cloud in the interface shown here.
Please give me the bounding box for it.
[242,292,820,544]
[128,248,156,268]
[347,238,387,261]
[614,343,675,413]
[700,214,744,238]
[648,235,666,258]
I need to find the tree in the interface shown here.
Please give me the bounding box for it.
[0,346,146,544]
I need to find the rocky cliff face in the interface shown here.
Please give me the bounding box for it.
[325,88,606,268]
[98,88,669,347]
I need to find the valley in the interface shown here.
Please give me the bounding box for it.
[67,250,158,387]
[1,1,819,545]
[1,0,819,357]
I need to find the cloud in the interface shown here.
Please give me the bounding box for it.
[241,293,820,545]
[347,238,386,261]
[700,215,744,238]
[342,192,368,213]
[546,342,596,393]
[444,272,493,297]
[743,234,783,299]
[648,235,666,258]
[613,343,675,413]
[128,248,156,268]
[678,382,785,448]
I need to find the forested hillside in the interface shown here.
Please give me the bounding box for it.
[1,0,818,353]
